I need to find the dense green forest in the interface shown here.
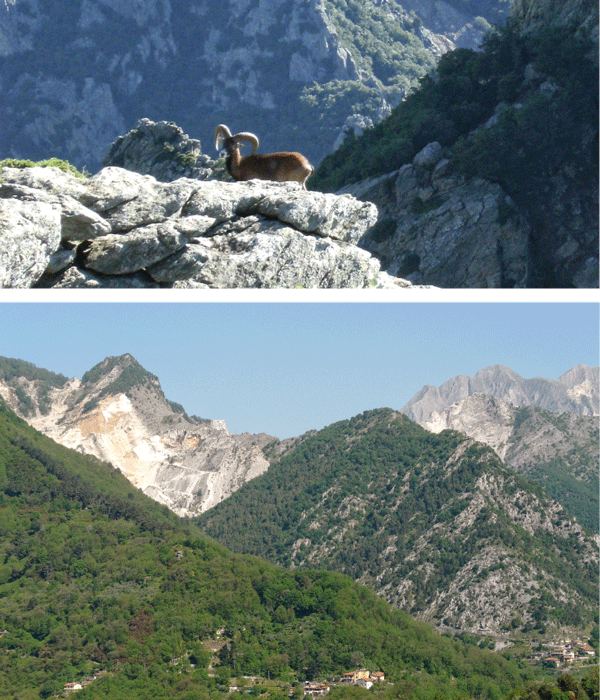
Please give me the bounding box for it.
[198,410,598,632]
[0,399,552,700]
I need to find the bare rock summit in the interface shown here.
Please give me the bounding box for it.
[0,354,275,517]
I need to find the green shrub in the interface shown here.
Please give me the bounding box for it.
[0,157,86,178]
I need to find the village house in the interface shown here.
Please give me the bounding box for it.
[342,669,371,683]
[543,658,561,669]
[303,681,330,697]
[341,669,385,685]
[578,644,596,656]
[63,682,83,693]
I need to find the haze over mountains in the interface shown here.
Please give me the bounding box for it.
[0,0,508,171]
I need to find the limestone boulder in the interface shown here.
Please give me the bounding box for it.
[0,198,62,287]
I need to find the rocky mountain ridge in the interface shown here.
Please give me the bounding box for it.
[0,162,412,288]
[421,393,599,529]
[198,408,599,636]
[1,355,597,527]
[401,364,599,423]
[0,354,274,515]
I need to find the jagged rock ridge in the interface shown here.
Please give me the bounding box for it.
[0,354,275,516]
[401,364,599,423]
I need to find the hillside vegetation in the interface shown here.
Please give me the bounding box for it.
[311,19,597,192]
[0,399,544,700]
[198,410,598,635]
[0,357,70,417]
[503,406,599,531]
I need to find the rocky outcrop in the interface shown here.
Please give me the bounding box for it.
[0,198,61,287]
[103,118,214,182]
[0,354,276,516]
[344,142,531,287]
[401,364,599,423]
[401,0,498,50]
[0,164,413,288]
[422,393,598,476]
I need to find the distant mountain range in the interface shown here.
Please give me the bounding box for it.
[0,355,596,525]
[401,364,599,423]
[0,354,597,640]
[418,395,598,530]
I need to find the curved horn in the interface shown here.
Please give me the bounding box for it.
[215,124,232,151]
[233,132,259,155]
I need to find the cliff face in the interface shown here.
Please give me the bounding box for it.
[0,354,275,516]
[314,0,598,288]
[0,0,504,172]
[344,142,531,288]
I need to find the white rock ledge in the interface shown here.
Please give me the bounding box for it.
[0,166,421,289]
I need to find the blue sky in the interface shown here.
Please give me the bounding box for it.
[1,302,597,439]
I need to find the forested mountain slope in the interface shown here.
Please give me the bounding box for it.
[198,409,598,636]
[0,398,540,700]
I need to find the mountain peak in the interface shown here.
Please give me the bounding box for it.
[0,355,275,517]
[80,354,160,402]
[402,364,599,422]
